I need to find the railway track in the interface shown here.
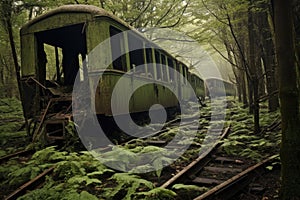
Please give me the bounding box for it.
[2,106,230,200]
[2,114,202,199]
[4,166,55,200]
[194,155,278,200]
[159,126,278,199]
[160,126,231,189]
[0,149,34,164]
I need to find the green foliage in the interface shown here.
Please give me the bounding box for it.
[99,145,173,177]
[0,98,27,156]
[221,101,281,161]
[2,147,112,199]
[172,183,208,198]
[98,145,137,171]
[104,173,154,200]
[135,187,177,200]
[172,183,208,192]
[18,176,98,200]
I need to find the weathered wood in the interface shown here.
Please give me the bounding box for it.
[214,157,244,164]
[203,166,242,173]
[160,126,230,189]
[194,155,278,200]
[192,177,223,185]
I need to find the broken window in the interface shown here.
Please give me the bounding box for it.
[35,23,87,88]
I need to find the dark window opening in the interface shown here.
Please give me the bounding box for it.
[168,57,174,82]
[182,65,187,84]
[36,23,87,88]
[128,33,145,74]
[145,47,154,78]
[161,54,168,82]
[155,51,162,80]
[110,26,126,71]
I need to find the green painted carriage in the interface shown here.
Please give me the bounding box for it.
[19,5,205,139]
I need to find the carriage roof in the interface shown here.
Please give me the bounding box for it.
[20,5,132,35]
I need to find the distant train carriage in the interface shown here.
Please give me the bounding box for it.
[190,73,205,101]
[205,78,235,98]
[19,5,205,139]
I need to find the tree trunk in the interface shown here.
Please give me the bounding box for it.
[248,0,260,133]
[260,4,279,112]
[1,0,30,134]
[274,0,300,198]
[241,69,248,107]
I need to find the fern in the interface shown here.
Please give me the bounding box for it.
[129,164,155,174]
[18,180,98,200]
[8,165,41,186]
[67,175,101,186]
[239,148,262,161]
[98,146,137,171]
[172,183,208,192]
[54,160,86,179]
[104,173,154,200]
[135,187,177,200]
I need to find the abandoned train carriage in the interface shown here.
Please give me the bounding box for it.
[19,5,205,138]
[205,78,236,97]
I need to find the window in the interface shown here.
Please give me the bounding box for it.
[128,33,145,73]
[145,47,154,78]
[110,26,126,71]
[182,65,187,84]
[155,50,162,80]
[161,54,168,82]
[168,57,174,82]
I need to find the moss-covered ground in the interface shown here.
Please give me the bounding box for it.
[0,97,281,200]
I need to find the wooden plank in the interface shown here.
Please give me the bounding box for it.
[192,177,223,185]
[203,166,242,173]
[160,126,231,188]
[194,154,278,200]
[147,140,167,146]
[214,157,244,164]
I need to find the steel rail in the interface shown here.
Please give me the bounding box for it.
[194,154,279,200]
[0,149,34,164]
[4,166,55,200]
[160,126,231,189]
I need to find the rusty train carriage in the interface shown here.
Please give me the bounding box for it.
[19,5,205,140]
[205,78,236,97]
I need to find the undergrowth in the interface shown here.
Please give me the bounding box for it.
[0,98,28,157]
[1,97,282,199]
[221,99,281,161]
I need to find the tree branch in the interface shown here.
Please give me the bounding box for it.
[130,0,152,26]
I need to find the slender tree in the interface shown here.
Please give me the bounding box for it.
[274,0,300,198]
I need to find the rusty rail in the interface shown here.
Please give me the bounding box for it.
[194,154,279,200]
[4,166,55,200]
[160,126,231,189]
[0,149,34,164]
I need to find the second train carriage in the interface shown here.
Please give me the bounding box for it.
[19,5,205,139]
[205,77,236,98]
